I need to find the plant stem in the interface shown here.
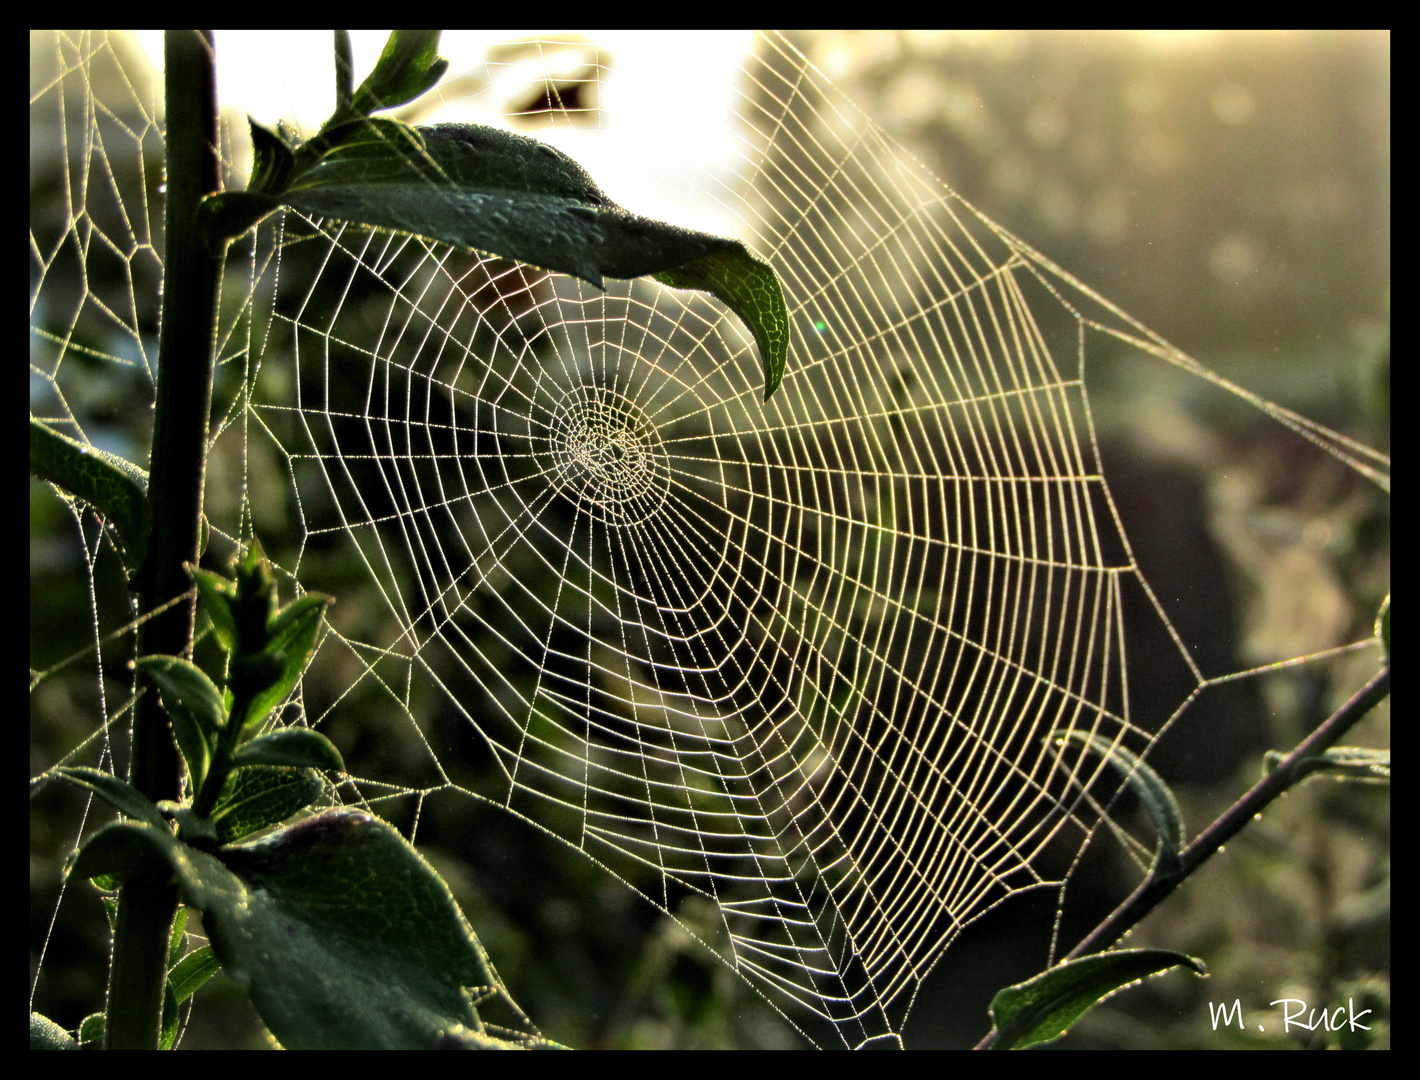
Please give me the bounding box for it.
[972,663,1388,1049]
[106,29,222,1050]
[1063,664,1391,963]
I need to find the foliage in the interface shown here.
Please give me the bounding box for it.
[201,31,788,400]
[49,543,553,1048]
[30,28,791,1051]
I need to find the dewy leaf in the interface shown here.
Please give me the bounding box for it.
[191,566,241,653]
[159,969,182,1050]
[29,417,150,570]
[168,903,190,967]
[348,30,448,117]
[242,594,330,730]
[1052,730,1184,880]
[53,768,167,830]
[231,729,345,773]
[168,946,220,1006]
[264,592,331,657]
[30,1011,79,1051]
[279,121,789,400]
[194,809,529,1048]
[210,767,326,845]
[77,1012,104,1048]
[988,949,1206,1050]
[68,809,537,1047]
[246,117,295,196]
[137,656,229,737]
[654,248,788,400]
[68,820,174,886]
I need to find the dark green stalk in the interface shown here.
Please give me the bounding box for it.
[105,29,222,1050]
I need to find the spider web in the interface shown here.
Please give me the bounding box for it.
[31,31,1389,1049]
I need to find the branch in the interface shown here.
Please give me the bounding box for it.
[1064,664,1390,963]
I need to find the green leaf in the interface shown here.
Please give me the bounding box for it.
[988,949,1206,1050]
[160,912,199,1046]
[30,1011,79,1050]
[246,117,295,196]
[160,975,181,1050]
[168,904,189,966]
[77,1012,104,1048]
[66,810,544,1046]
[210,767,326,844]
[167,699,214,794]
[1052,731,1184,880]
[143,652,222,790]
[282,122,701,284]
[29,417,151,570]
[68,820,174,886]
[279,121,789,400]
[53,767,167,830]
[139,652,230,743]
[1265,746,1391,785]
[212,811,536,1049]
[654,247,788,401]
[231,729,344,772]
[191,566,241,653]
[228,652,289,725]
[137,652,242,792]
[168,945,221,1005]
[199,189,281,245]
[231,539,281,649]
[265,592,332,655]
[348,30,448,117]
[241,594,330,730]
[165,808,536,1048]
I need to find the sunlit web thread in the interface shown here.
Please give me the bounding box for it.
[256,33,1173,1046]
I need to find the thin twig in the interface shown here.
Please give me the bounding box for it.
[974,662,1389,1049]
[1063,664,1389,963]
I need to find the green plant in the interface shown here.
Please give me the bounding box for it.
[30,29,787,1051]
[30,31,1388,1050]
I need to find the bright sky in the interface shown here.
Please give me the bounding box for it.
[131,30,756,236]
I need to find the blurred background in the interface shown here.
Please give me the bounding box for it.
[31,30,1387,1048]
